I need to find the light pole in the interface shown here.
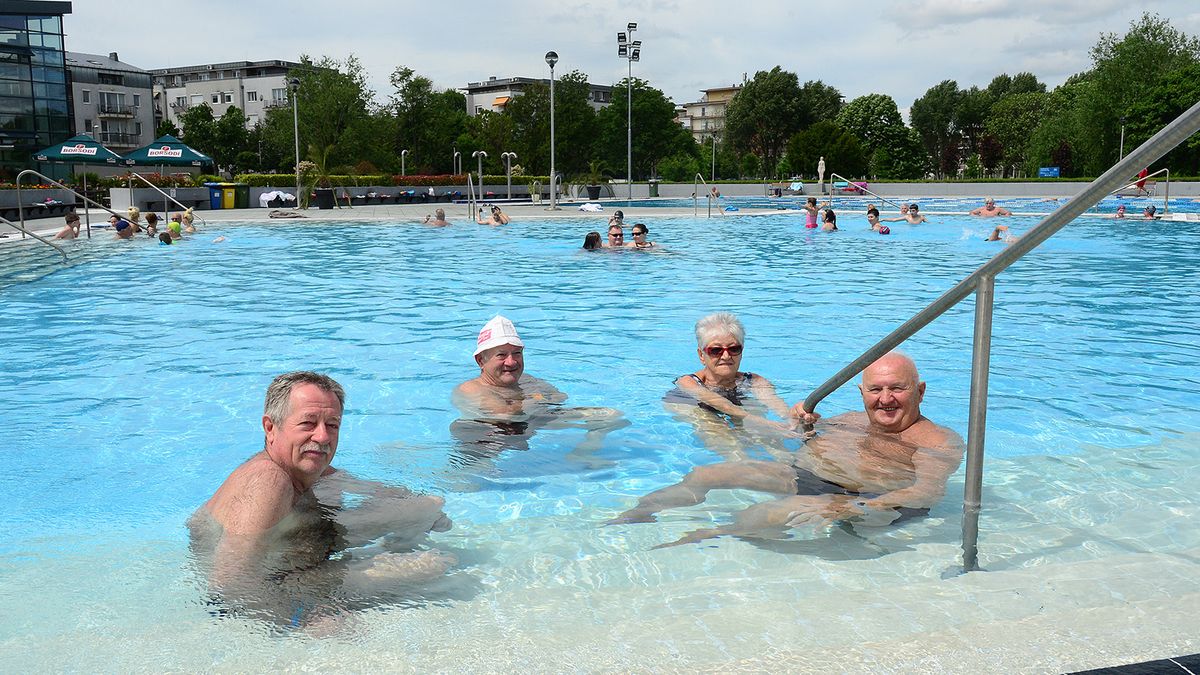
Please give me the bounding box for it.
[501,151,517,199]
[617,23,640,200]
[401,149,408,176]
[453,148,461,175]
[472,150,487,203]
[545,50,559,210]
[1118,115,1127,161]
[289,77,301,207]
[711,133,717,182]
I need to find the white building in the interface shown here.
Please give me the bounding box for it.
[677,85,741,143]
[149,60,303,131]
[463,76,614,116]
[66,51,155,152]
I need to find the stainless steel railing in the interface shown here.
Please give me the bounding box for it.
[693,173,715,218]
[1108,167,1170,213]
[126,173,208,228]
[0,213,67,262]
[828,173,907,211]
[801,99,1200,574]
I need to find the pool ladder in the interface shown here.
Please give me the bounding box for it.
[693,173,716,218]
[803,99,1200,575]
[9,168,134,263]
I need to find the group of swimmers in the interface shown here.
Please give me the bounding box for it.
[53,205,198,244]
[582,210,657,250]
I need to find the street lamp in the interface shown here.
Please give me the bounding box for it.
[617,23,640,200]
[289,77,301,207]
[710,133,718,182]
[1118,115,1127,161]
[501,151,517,199]
[472,150,487,203]
[453,147,461,175]
[545,50,559,210]
[401,149,408,176]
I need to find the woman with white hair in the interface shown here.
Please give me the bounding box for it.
[663,312,795,460]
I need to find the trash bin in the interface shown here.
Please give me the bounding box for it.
[220,187,235,209]
[648,179,660,198]
[233,184,250,209]
[205,183,224,209]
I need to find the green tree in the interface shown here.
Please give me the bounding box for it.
[836,94,924,178]
[910,80,960,177]
[390,66,469,174]
[291,54,376,170]
[505,82,549,175]
[985,91,1046,176]
[798,80,844,124]
[724,66,805,177]
[551,70,598,177]
[596,78,696,181]
[178,103,217,157]
[985,72,1045,100]
[954,86,991,155]
[213,106,250,173]
[1125,62,1200,175]
[155,119,180,138]
[785,120,867,179]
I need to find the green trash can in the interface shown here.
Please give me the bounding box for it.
[648,179,660,198]
[233,184,249,209]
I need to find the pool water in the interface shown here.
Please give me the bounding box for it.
[607,194,1196,215]
[2,213,1198,670]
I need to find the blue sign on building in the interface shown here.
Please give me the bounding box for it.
[1038,167,1061,178]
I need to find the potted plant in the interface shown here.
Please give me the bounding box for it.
[300,143,337,209]
[583,159,608,201]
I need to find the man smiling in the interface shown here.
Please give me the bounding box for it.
[608,352,964,545]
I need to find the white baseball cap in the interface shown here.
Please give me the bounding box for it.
[473,315,524,356]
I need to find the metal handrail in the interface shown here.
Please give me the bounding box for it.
[126,172,208,228]
[828,172,906,211]
[693,173,714,218]
[466,173,477,219]
[17,168,122,241]
[0,213,67,262]
[801,99,1200,574]
[531,180,542,204]
[1109,167,1170,213]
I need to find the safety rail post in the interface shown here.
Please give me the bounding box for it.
[693,173,714,218]
[799,98,1200,575]
[962,274,995,572]
[1108,167,1171,214]
[0,213,67,262]
[17,168,123,242]
[829,172,906,211]
[466,174,476,220]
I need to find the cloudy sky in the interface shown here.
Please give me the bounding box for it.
[67,0,1196,117]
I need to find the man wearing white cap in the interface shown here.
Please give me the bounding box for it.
[454,315,567,417]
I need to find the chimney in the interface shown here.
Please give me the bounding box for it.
[109,52,119,62]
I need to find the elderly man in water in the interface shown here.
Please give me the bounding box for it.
[451,315,627,468]
[608,352,964,547]
[190,371,455,616]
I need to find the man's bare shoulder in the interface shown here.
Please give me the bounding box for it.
[205,454,297,534]
[903,417,964,455]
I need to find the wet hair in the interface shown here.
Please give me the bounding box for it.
[608,223,623,234]
[263,371,345,428]
[614,210,624,219]
[824,209,837,223]
[583,231,602,250]
[126,206,140,222]
[146,212,158,225]
[65,212,80,223]
[867,207,879,218]
[632,223,649,235]
[435,208,445,219]
[695,312,745,348]
[158,232,172,244]
[806,197,817,206]
[909,204,920,212]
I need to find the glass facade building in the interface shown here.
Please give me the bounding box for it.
[0,1,72,180]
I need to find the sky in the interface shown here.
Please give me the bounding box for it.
[67,0,1198,119]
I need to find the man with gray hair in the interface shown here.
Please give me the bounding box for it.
[192,371,455,617]
[609,352,964,547]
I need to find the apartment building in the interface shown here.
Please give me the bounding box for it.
[677,85,741,143]
[65,50,154,152]
[150,60,303,131]
[463,76,614,116]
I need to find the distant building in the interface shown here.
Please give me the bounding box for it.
[65,51,154,153]
[463,76,614,116]
[1,0,72,179]
[677,85,741,143]
[149,60,305,132]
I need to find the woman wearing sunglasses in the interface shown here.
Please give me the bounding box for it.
[663,312,795,460]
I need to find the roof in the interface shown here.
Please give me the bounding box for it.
[65,50,147,74]
[148,60,304,76]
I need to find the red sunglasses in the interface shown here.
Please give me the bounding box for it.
[704,344,743,358]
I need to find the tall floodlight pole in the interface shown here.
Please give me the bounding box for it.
[401,149,408,176]
[289,78,301,207]
[617,24,640,200]
[501,151,517,199]
[545,50,559,210]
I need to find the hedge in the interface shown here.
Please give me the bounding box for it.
[230,173,553,187]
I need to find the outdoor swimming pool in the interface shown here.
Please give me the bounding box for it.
[2,212,1198,670]
[607,193,1197,215]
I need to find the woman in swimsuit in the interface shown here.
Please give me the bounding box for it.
[821,208,838,231]
[802,197,828,229]
[626,223,655,249]
[663,312,795,460]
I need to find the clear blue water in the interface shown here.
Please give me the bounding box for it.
[607,194,1196,214]
[2,212,1198,666]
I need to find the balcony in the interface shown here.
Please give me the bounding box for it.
[264,98,290,109]
[170,101,190,110]
[98,103,134,117]
[98,132,140,148]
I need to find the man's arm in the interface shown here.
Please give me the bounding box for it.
[860,441,964,511]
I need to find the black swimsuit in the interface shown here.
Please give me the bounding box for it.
[662,372,755,414]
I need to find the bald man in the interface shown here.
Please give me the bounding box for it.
[608,352,964,547]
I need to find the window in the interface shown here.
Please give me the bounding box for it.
[190,94,203,105]
[222,92,232,103]
[175,96,186,107]
[247,113,258,125]
[134,122,141,135]
[98,73,123,86]
[211,93,219,104]
[84,118,92,132]
[270,87,287,101]
[132,94,140,107]
[246,91,258,102]
[475,106,483,114]
[81,89,90,103]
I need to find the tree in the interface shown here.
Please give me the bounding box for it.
[390,66,469,174]
[1026,78,1090,177]
[785,120,867,179]
[596,78,696,181]
[910,80,960,177]
[724,66,804,177]
[155,119,180,138]
[985,91,1045,176]
[954,86,991,155]
[836,94,924,178]
[1125,62,1200,175]
[505,82,549,175]
[213,106,250,174]
[986,72,1045,100]
[978,135,1004,175]
[178,103,217,158]
[551,70,598,177]
[798,80,844,124]
[291,54,377,170]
